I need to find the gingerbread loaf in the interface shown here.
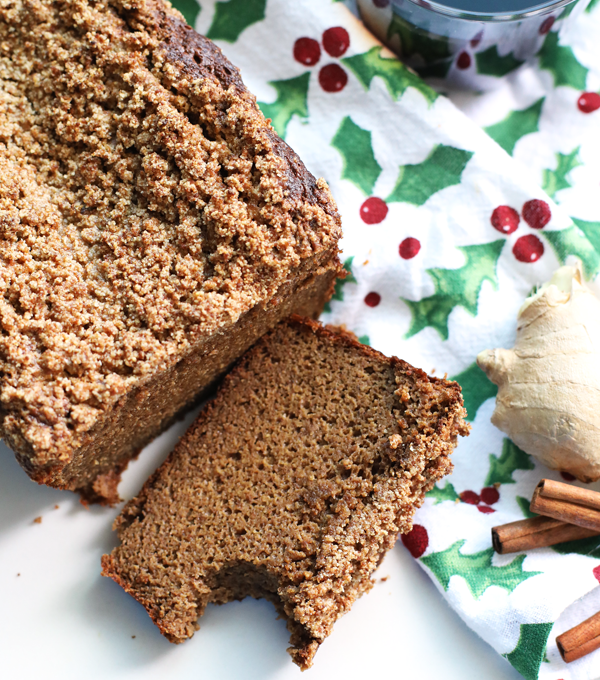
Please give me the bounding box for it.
[102,316,469,669]
[0,0,341,502]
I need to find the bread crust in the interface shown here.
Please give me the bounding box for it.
[0,0,341,500]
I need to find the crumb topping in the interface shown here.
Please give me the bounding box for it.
[0,0,341,460]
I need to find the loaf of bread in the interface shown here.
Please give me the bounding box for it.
[102,316,469,668]
[0,0,341,503]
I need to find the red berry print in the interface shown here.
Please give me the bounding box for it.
[539,15,555,34]
[480,487,500,505]
[491,205,520,234]
[593,565,600,583]
[399,237,421,260]
[456,51,471,70]
[401,524,429,558]
[560,471,576,481]
[322,27,350,58]
[460,490,481,505]
[578,92,600,114]
[364,292,381,308]
[360,197,388,224]
[319,64,348,93]
[513,234,544,263]
[470,31,483,48]
[293,37,321,66]
[522,199,551,230]
[477,505,496,514]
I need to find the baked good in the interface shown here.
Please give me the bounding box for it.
[0,0,341,503]
[102,316,469,668]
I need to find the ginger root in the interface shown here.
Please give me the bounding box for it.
[477,262,600,482]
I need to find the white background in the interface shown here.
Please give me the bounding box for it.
[1,412,521,680]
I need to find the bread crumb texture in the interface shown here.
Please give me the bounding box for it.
[102,317,468,669]
[0,0,341,470]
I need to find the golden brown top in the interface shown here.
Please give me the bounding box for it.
[0,0,341,460]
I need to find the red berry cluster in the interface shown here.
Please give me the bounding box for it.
[460,486,500,514]
[359,201,421,308]
[293,27,350,93]
[490,198,551,264]
[362,236,421,309]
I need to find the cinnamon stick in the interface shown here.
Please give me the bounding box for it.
[530,479,600,532]
[557,611,600,663]
[492,516,599,554]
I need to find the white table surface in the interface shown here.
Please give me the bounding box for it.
[1,406,522,680]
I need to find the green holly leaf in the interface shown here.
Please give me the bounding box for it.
[573,217,600,254]
[588,0,600,12]
[476,46,525,77]
[387,144,474,207]
[427,482,459,505]
[403,240,504,340]
[485,439,535,487]
[516,496,537,519]
[207,0,266,42]
[484,98,544,156]
[323,257,357,313]
[171,0,200,27]
[451,362,498,422]
[542,147,581,198]
[538,31,589,89]
[357,335,370,346]
[258,73,310,139]
[504,623,554,680]
[421,540,541,599]
[332,117,382,196]
[388,11,451,75]
[544,223,600,280]
[343,46,438,106]
[552,534,600,557]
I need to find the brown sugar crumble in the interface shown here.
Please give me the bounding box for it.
[33,516,42,524]
[102,316,468,669]
[0,0,341,502]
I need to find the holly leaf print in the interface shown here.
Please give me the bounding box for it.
[504,623,554,680]
[403,240,504,340]
[516,496,537,519]
[538,31,589,89]
[542,147,581,198]
[387,145,473,207]
[485,439,535,487]
[552,533,600,557]
[343,46,438,106]
[258,73,310,139]
[427,482,459,505]
[171,0,200,27]
[476,46,525,77]
[323,257,357,312]
[357,335,370,346]
[544,222,600,280]
[421,540,541,599]
[574,218,600,253]
[484,98,544,156]
[207,0,266,42]
[388,12,451,75]
[332,117,382,195]
[588,0,600,12]
[451,361,498,422]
